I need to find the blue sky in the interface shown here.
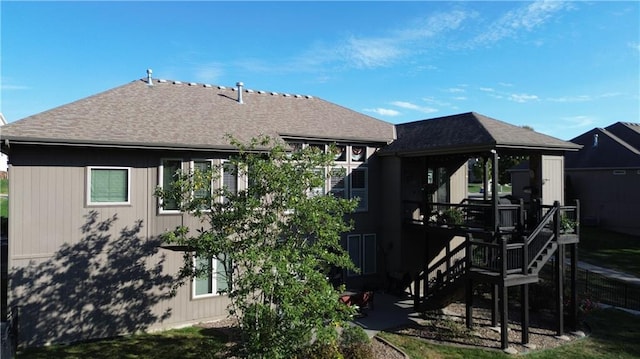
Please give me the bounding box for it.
[1,1,638,140]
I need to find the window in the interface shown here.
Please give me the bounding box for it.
[350,168,368,211]
[193,255,230,298]
[347,234,377,276]
[221,161,239,204]
[87,167,130,205]
[192,160,213,209]
[160,159,182,211]
[329,167,347,199]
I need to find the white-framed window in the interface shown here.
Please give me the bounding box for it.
[87,166,131,206]
[191,159,214,209]
[350,167,368,212]
[193,255,230,298]
[221,160,241,204]
[350,145,367,163]
[159,159,182,212]
[329,167,347,199]
[347,234,377,277]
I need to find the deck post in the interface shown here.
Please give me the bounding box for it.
[570,242,578,331]
[466,278,473,329]
[491,284,498,327]
[465,234,473,329]
[554,201,564,336]
[500,283,509,349]
[521,284,530,344]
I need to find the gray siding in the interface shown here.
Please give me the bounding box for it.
[567,168,640,235]
[7,144,384,346]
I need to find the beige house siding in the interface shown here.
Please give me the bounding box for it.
[449,164,468,204]
[8,143,385,346]
[7,146,233,346]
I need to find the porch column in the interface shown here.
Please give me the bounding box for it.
[491,284,499,327]
[521,284,530,344]
[556,245,565,336]
[466,278,474,329]
[570,243,578,331]
[491,150,499,231]
[500,284,509,350]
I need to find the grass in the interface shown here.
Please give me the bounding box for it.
[467,183,512,194]
[17,326,228,359]
[578,226,640,278]
[1,197,7,218]
[0,178,7,194]
[17,308,640,359]
[380,308,640,359]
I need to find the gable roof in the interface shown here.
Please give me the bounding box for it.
[379,112,581,156]
[0,79,395,151]
[565,124,640,169]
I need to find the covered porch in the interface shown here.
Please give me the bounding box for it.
[378,112,582,350]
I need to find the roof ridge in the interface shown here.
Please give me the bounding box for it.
[140,78,315,99]
[598,128,640,155]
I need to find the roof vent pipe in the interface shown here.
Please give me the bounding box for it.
[236,82,244,104]
[146,69,153,86]
[593,133,599,148]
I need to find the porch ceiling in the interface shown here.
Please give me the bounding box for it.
[381,112,582,157]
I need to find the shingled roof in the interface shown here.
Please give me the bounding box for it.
[565,123,640,169]
[0,79,395,150]
[380,112,581,156]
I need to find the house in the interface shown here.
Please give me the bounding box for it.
[0,73,581,349]
[564,122,640,235]
[0,113,7,178]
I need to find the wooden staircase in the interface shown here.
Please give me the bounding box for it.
[417,201,579,310]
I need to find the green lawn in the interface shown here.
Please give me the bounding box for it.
[17,308,640,359]
[1,197,7,218]
[18,326,228,359]
[380,308,640,359]
[0,178,7,194]
[579,227,640,278]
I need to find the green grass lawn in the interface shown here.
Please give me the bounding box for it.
[380,308,640,359]
[579,227,640,278]
[1,197,7,218]
[0,178,7,194]
[18,326,228,359]
[17,308,640,359]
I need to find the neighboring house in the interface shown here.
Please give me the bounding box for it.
[0,113,7,178]
[564,122,640,235]
[0,74,581,349]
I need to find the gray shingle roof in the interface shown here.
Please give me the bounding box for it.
[380,112,581,156]
[0,79,396,150]
[566,125,640,169]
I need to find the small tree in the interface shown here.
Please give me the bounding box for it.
[157,136,358,358]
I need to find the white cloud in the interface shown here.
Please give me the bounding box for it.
[343,37,403,69]
[365,108,401,117]
[561,115,595,128]
[479,87,495,92]
[1,84,29,90]
[548,95,592,103]
[629,42,640,53]
[509,93,539,103]
[472,0,570,45]
[444,87,466,93]
[194,63,224,83]
[391,101,438,114]
[452,96,467,101]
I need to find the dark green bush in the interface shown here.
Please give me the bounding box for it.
[340,325,373,359]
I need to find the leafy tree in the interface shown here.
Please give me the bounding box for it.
[156,136,358,358]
